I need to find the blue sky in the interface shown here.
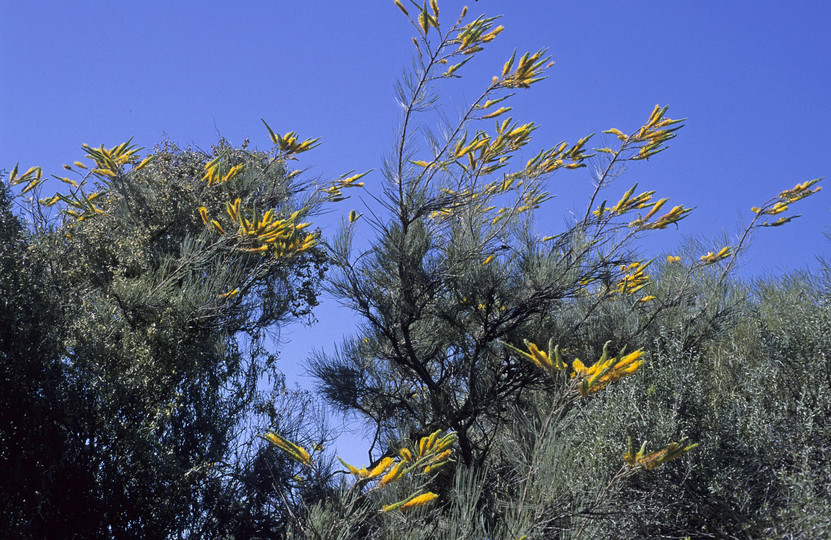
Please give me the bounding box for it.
[3,2,830,464]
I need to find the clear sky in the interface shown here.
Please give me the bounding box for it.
[3,2,830,464]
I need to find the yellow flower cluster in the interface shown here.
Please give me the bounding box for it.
[453,13,502,54]
[19,140,153,221]
[778,178,822,203]
[699,246,731,264]
[524,133,592,177]
[324,170,369,202]
[624,437,698,471]
[751,178,823,227]
[322,429,455,513]
[499,49,553,89]
[81,140,149,178]
[200,201,316,259]
[572,344,643,396]
[628,105,685,161]
[262,119,320,155]
[9,163,43,195]
[504,339,644,397]
[502,338,567,379]
[202,156,244,186]
[617,261,651,295]
[338,430,456,488]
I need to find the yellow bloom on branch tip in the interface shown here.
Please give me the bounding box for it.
[366,456,395,479]
[401,492,438,510]
[399,448,414,463]
[264,432,312,466]
[393,0,408,16]
[378,461,406,487]
[383,492,439,512]
[218,288,239,299]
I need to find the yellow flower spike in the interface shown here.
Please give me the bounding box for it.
[525,341,550,369]
[666,255,681,264]
[612,350,643,371]
[92,168,116,178]
[20,178,40,194]
[256,209,274,232]
[378,461,406,487]
[399,448,414,463]
[73,161,88,170]
[381,491,438,513]
[639,295,656,302]
[134,156,154,171]
[629,439,698,471]
[349,209,362,223]
[480,25,504,42]
[766,202,789,215]
[481,106,511,120]
[482,254,495,265]
[423,449,453,473]
[338,457,363,477]
[221,164,244,183]
[700,247,731,264]
[226,199,241,223]
[642,197,669,221]
[366,456,396,479]
[624,438,648,466]
[400,492,439,511]
[425,430,442,454]
[198,206,210,225]
[40,195,61,207]
[393,0,408,17]
[210,220,225,234]
[264,432,312,466]
[428,433,457,458]
[418,8,429,33]
[218,288,239,299]
[338,170,371,186]
[603,128,628,141]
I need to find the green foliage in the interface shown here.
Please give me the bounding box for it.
[1,139,329,536]
[283,1,828,538]
[3,1,828,537]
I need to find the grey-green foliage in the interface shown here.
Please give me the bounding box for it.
[1,140,327,537]
[300,3,826,538]
[487,266,831,539]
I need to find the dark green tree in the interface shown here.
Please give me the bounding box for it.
[1,136,334,537]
